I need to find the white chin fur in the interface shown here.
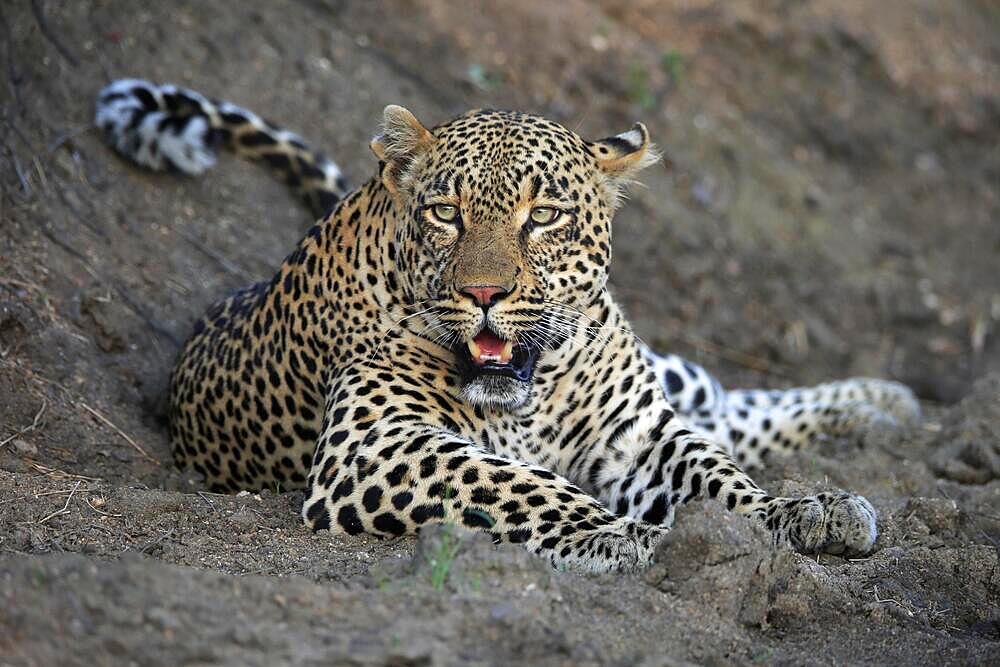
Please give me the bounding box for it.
[460,376,530,410]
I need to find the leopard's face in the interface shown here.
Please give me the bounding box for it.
[372,108,656,409]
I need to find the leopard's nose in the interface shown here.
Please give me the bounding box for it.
[459,284,510,307]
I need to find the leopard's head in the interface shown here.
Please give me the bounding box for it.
[371,107,657,409]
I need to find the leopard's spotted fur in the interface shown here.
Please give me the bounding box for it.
[97,79,919,572]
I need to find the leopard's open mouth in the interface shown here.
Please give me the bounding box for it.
[457,328,540,383]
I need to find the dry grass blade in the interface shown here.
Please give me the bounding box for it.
[80,402,159,464]
[36,480,81,525]
[0,398,46,448]
[3,487,97,504]
[25,459,101,481]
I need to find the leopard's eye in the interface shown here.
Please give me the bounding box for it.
[529,207,560,225]
[431,204,459,223]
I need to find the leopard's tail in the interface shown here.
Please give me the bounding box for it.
[95,79,349,218]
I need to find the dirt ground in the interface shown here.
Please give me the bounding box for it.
[2,1,999,665]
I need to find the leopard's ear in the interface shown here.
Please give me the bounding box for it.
[591,123,659,208]
[370,105,436,196]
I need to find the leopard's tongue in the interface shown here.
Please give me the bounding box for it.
[467,330,514,366]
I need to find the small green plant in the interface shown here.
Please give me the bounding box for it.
[660,49,685,85]
[467,63,502,92]
[428,525,461,591]
[375,574,395,592]
[426,485,496,591]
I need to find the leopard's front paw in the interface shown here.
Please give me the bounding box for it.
[778,492,877,557]
[552,518,667,574]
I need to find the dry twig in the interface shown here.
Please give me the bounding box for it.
[79,402,159,464]
[0,399,47,448]
[133,528,176,554]
[37,480,81,525]
[865,585,915,617]
[3,487,97,504]
[24,459,101,481]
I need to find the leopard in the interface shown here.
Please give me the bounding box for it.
[95,78,920,573]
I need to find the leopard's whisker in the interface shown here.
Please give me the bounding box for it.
[367,306,439,367]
